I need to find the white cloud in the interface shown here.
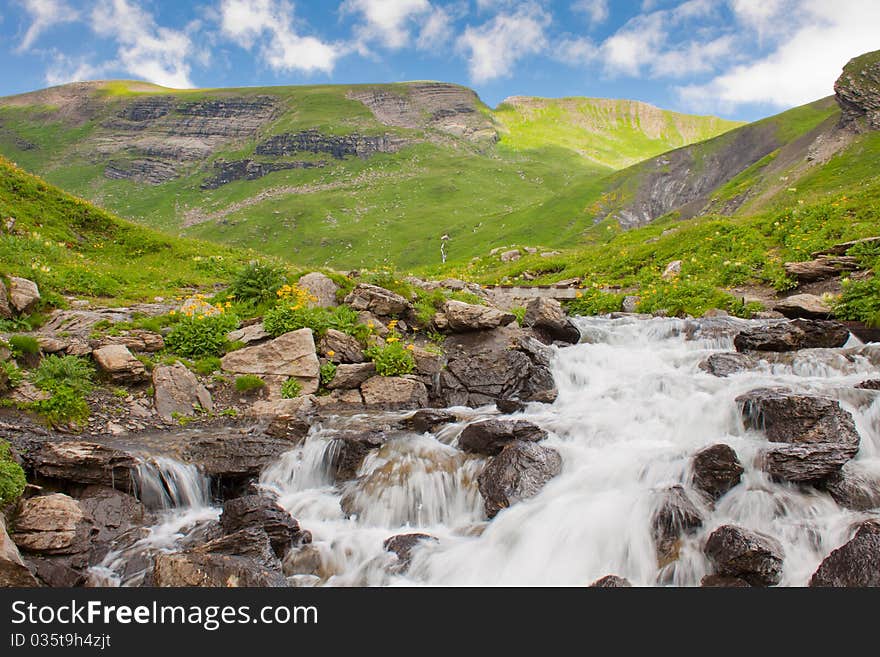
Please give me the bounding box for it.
[91,0,194,88]
[572,0,609,26]
[679,0,880,110]
[341,0,435,51]
[416,7,454,50]
[218,0,341,74]
[457,3,551,83]
[554,36,598,66]
[16,0,79,52]
[44,51,106,86]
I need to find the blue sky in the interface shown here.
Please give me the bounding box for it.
[1,0,878,121]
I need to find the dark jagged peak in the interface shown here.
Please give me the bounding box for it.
[835,49,880,131]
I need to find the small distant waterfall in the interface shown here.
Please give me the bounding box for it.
[134,457,211,510]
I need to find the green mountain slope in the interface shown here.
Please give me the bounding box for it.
[0,80,737,270]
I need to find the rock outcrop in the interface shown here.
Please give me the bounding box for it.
[256,130,406,159]
[200,159,325,189]
[360,376,427,410]
[220,495,303,558]
[440,300,514,332]
[221,329,320,394]
[344,284,413,318]
[835,49,880,131]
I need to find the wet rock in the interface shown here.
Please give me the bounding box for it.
[855,379,880,390]
[76,486,147,547]
[405,409,458,433]
[478,441,562,519]
[182,432,299,480]
[152,528,286,587]
[7,276,40,314]
[738,389,860,447]
[92,344,147,384]
[733,319,850,352]
[326,362,376,390]
[28,441,136,489]
[318,329,365,363]
[809,521,880,587]
[774,294,833,320]
[330,430,387,481]
[698,353,756,377]
[589,575,632,587]
[152,362,213,421]
[691,444,744,502]
[221,329,320,395]
[763,444,861,483]
[383,533,438,568]
[442,300,515,332]
[440,326,557,408]
[227,322,269,345]
[458,419,548,456]
[360,376,428,410]
[12,494,95,555]
[298,272,339,308]
[221,495,302,558]
[651,486,704,566]
[411,345,442,376]
[700,575,751,587]
[704,525,784,586]
[496,398,526,414]
[523,297,580,345]
[822,465,880,511]
[1,515,38,587]
[344,284,413,317]
[283,544,325,577]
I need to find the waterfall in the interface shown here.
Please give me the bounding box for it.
[133,457,212,510]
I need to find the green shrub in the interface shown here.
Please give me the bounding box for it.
[365,341,415,377]
[281,378,303,399]
[636,280,748,318]
[835,276,880,324]
[193,356,222,376]
[1,361,25,388]
[319,362,337,387]
[8,335,40,357]
[235,375,265,393]
[511,306,527,326]
[165,312,239,358]
[33,388,90,428]
[31,355,95,395]
[0,440,26,507]
[230,262,286,303]
[566,288,625,316]
[264,300,366,341]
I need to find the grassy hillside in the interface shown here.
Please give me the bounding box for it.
[494,96,742,169]
[0,155,261,306]
[0,80,738,270]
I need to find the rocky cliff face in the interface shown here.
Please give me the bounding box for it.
[835,50,880,131]
[200,159,327,190]
[255,130,407,159]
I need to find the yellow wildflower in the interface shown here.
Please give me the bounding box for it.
[327,350,336,357]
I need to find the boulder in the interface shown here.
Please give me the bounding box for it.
[458,419,548,456]
[152,362,213,421]
[809,521,880,587]
[704,525,784,586]
[12,494,95,555]
[650,486,704,566]
[221,329,319,394]
[383,533,438,568]
[784,256,859,283]
[318,329,365,363]
[523,297,580,345]
[500,249,521,262]
[496,398,526,414]
[733,319,850,352]
[326,362,376,390]
[28,441,137,489]
[411,345,442,376]
[227,322,270,345]
[283,544,326,578]
[774,294,833,320]
[440,326,558,408]
[313,389,365,411]
[7,276,40,314]
[220,495,302,558]
[822,465,880,511]
[76,486,148,547]
[0,279,11,319]
[691,444,744,502]
[478,441,562,518]
[698,353,756,378]
[1,515,38,587]
[329,430,387,481]
[92,344,147,384]
[152,528,286,587]
[405,409,458,433]
[344,284,412,317]
[621,296,640,313]
[589,575,632,587]
[856,379,880,390]
[443,300,515,332]
[361,376,428,410]
[662,260,682,279]
[298,272,339,308]
[762,444,863,483]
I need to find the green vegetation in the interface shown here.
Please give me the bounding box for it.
[31,355,95,396]
[164,304,240,358]
[193,356,223,376]
[263,285,367,339]
[280,378,303,399]
[365,339,415,377]
[235,375,266,394]
[319,362,337,388]
[0,440,26,507]
[8,335,40,357]
[1,361,25,388]
[32,388,91,428]
[229,262,287,304]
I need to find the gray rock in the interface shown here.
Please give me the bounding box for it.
[704,525,784,586]
[774,294,833,319]
[227,322,269,345]
[221,328,319,394]
[383,533,437,569]
[326,362,376,390]
[318,329,365,363]
[94,330,164,353]
[0,279,12,319]
[734,319,850,352]
[152,362,213,421]
[28,441,137,489]
[92,344,147,384]
[621,296,640,313]
[7,276,40,314]
[737,389,860,447]
[328,430,387,481]
[344,284,412,317]
[698,353,756,377]
[298,272,340,308]
[443,300,515,332]
[691,444,744,501]
[1,515,38,587]
[822,465,880,511]
[12,494,95,556]
[809,521,880,587]
[405,409,458,433]
[478,441,562,518]
[220,495,302,558]
[523,297,580,344]
[360,376,428,410]
[651,486,704,567]
[459,419,548,456]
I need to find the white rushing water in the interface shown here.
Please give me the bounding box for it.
[257,316,880,587]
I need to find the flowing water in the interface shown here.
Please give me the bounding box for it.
[104,316,880,586]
